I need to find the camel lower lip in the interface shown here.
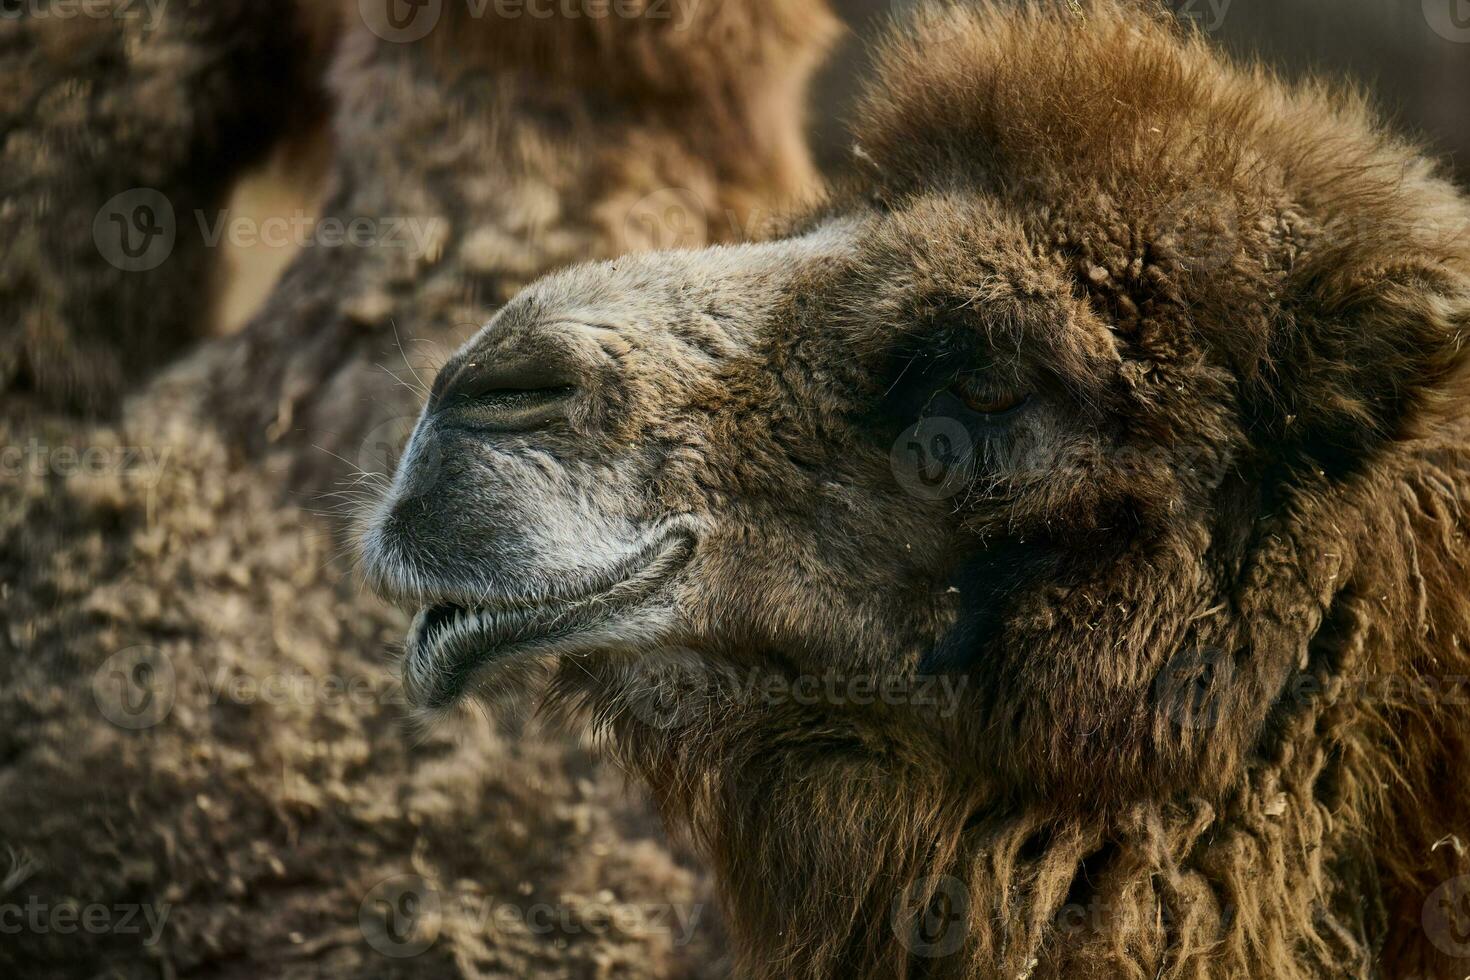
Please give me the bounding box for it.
[401,534,694,709]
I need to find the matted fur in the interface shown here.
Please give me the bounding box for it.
[0,2,837,975]
[649,3,1470,975]
[364,2,1470,978]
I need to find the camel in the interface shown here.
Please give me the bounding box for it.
[0,1,836,975]
[362,2,1470,977]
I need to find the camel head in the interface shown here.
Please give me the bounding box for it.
[361,0,1470,815]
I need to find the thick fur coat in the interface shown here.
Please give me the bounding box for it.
[623,4,1470,976]
[356,3,1470,978]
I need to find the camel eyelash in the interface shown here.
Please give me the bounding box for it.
[945,373,1034,426]
[875,349,1034,436]
[952,386,1031,419]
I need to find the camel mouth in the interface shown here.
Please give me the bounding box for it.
[401,531,696,710]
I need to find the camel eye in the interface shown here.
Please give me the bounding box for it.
[952,381,1030,417]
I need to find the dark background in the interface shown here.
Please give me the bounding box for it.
[819,0,1470,185]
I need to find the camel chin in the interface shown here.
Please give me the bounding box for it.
[388,526,698,710]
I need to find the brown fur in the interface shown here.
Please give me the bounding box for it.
[362,2,1470,978]
[0,2,836,975]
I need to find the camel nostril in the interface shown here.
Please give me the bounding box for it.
[431,356,580,433]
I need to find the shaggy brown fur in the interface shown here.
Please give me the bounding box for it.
[361,2,1470,978]
[1,2,837,975]
[0,0,337,415]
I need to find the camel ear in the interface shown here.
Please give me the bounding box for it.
[1256,262,1470,473]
